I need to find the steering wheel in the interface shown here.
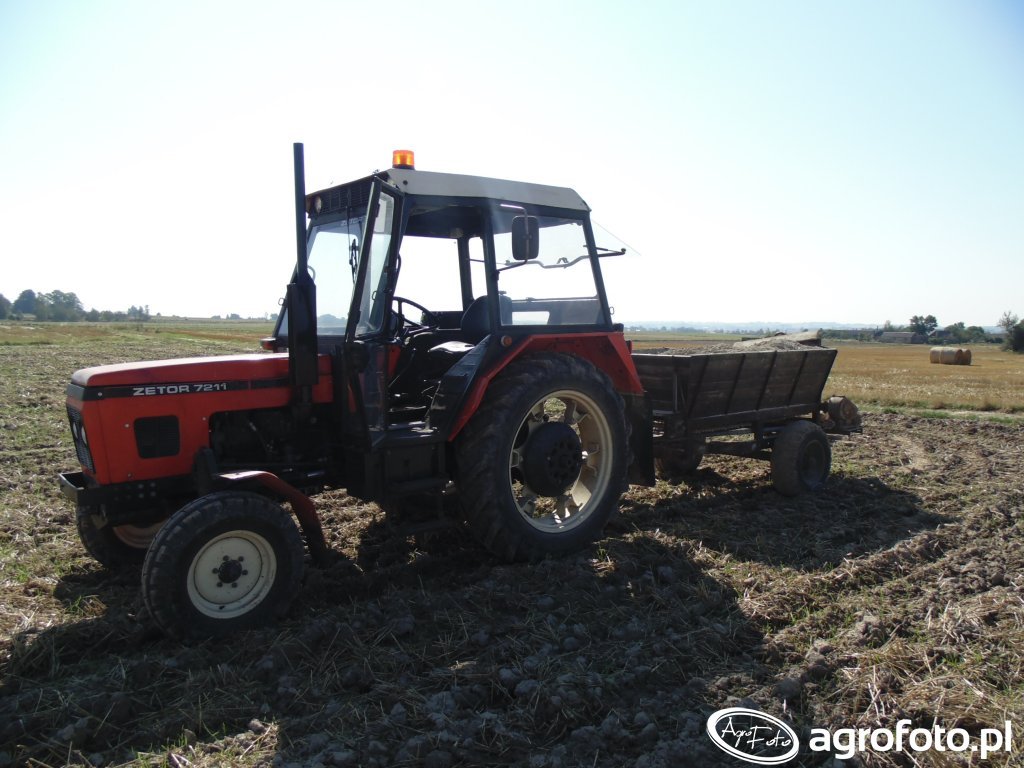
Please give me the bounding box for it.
[392,296,439,337]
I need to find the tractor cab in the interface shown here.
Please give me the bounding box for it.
[270,150,625,437]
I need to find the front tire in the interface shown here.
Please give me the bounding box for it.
[455,353,628,562]
[140,492,304,641]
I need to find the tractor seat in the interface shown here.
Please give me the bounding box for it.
[425,296,493,375]
[427,340,477,372]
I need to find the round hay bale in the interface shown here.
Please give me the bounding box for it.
[954,348,966,365]
[939,347,958,364]
[961,348,972,365]
[929,347,942,364]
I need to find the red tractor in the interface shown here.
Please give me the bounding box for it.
[60,146,857,640]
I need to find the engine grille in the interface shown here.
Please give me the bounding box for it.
[67,406,95,473]
[134,415,181,459]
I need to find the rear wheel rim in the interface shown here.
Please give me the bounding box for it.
[507,389,613,533]
[186,530,277,619]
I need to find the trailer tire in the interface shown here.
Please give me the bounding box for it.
[76,505,164,569]
[141,491,304,641]
[655,442,704,481]
[455,352,628,562]
[771,420,831,497]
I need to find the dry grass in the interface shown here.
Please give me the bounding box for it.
[828,343,1024,413]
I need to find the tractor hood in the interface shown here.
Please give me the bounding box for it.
[68,353,332,397]
[64,352,334,486]
[71,353,290,389]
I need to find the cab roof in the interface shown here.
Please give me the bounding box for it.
[306,167,590,219]
[384,167,589,212]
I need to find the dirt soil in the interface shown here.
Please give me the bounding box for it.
[2,349,1023,766]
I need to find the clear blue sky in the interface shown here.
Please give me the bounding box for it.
[1,0,1022,327]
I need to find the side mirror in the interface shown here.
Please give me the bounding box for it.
[511,216,539,261]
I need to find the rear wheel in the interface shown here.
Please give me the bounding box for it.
[141,491,304,641]
[456,353,628,562]
[771,420,831,496]
[76,505,164,568]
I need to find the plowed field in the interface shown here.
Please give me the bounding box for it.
[1,329,1021,767]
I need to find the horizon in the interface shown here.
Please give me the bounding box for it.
[0,302,1003,335]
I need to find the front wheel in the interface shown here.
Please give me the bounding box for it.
[455,352,629,562]
[141,492,304,641]
[771,420,831,496]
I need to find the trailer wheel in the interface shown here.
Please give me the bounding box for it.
[771,420,831,497]
[456,352,628,562]
[655,442,704,482]
[76,505,164,568]
[141,491,304,641]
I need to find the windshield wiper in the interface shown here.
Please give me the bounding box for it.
[498,247,626,272]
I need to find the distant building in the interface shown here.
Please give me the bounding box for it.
[879,331,925,344]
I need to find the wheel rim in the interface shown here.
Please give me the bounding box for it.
[187,530,277,619]
[508,389,614,533]
[112,521,163,549]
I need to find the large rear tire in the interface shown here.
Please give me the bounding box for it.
[771,420,831,497]
[76,505,164,569]
[455,353,629,562]
[141,491,304,641]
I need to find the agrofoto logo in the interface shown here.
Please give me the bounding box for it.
[706,708,799,765]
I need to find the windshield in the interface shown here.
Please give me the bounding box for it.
[494,214,607,326]
[275,212,363,338]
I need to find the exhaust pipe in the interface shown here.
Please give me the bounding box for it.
[287,142,319,393]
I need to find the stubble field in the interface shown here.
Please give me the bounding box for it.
[1,325,1022,767]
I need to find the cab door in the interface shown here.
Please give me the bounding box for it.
[343,180,402,450]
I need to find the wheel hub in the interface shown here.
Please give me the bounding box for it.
[521,422,584,496]
[190,534,267,614]
[216,556,244,584]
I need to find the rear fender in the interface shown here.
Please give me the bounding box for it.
[447,332,644,441]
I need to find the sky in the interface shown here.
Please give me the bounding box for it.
[1,0,1022,327]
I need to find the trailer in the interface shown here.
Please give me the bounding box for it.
[634,347,861,494]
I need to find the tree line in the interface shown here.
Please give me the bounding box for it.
[809,311,1024,353]
[900,314,990,343]
[894,312,1022,352]
[0,289,150,323]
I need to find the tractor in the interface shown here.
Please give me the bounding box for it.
[59,146,652,639]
